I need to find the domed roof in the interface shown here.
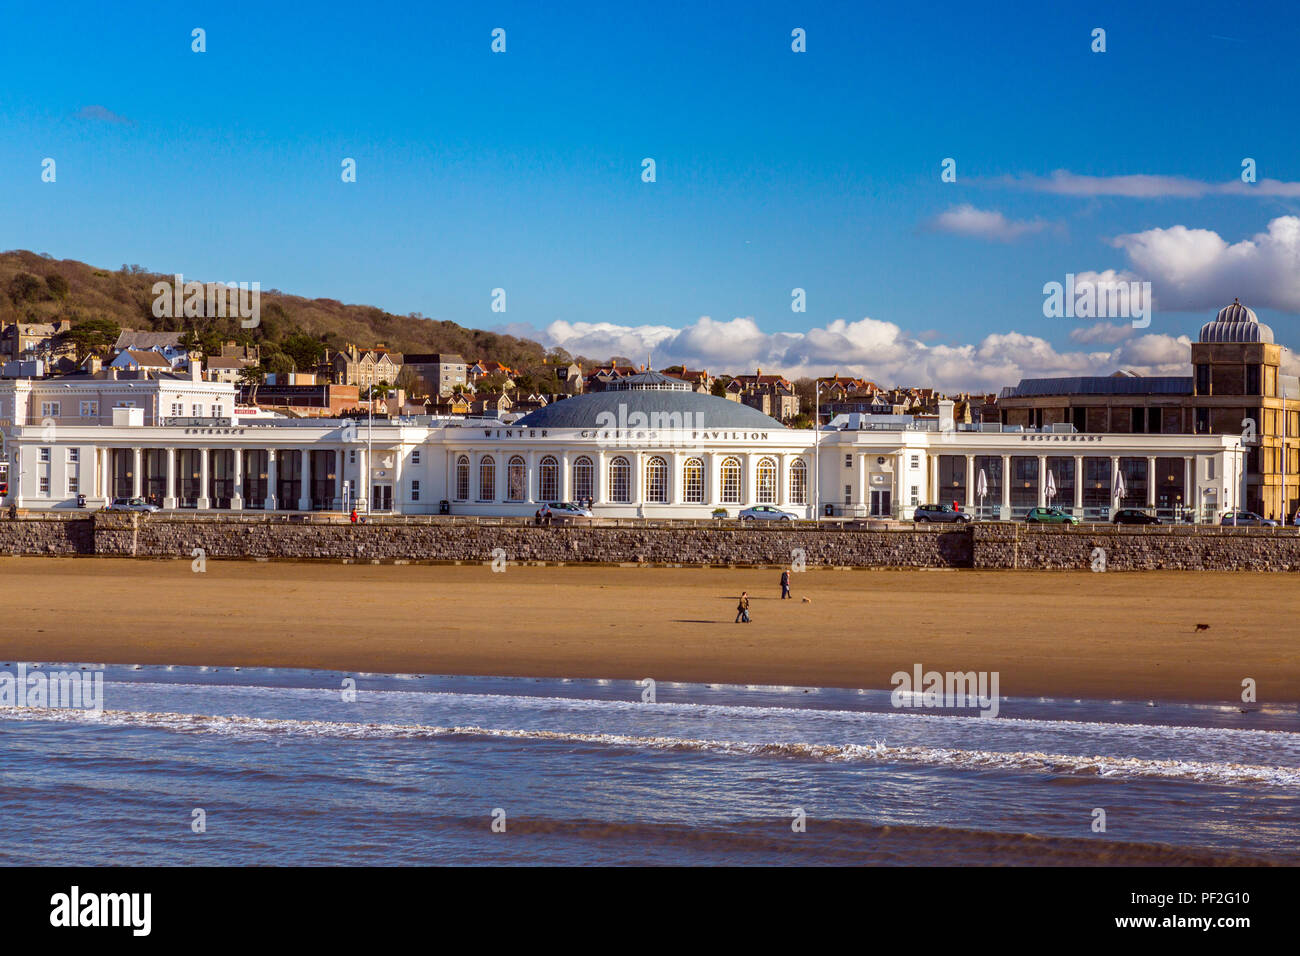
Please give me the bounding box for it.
[605,370,691,391]
[513,389,786,430]
[1199,298,1274,343]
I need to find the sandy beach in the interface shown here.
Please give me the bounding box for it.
[0,557,1296,703]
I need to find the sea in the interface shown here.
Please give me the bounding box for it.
[1,664,1297,866]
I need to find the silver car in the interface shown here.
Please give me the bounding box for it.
[739,505,796,522]
[1220,510,1277,527]
[109,496,160,513]
[546,501,594,518]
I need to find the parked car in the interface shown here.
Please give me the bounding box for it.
[739,505,796,521]
[1220,510,1278,527]
[913,504,973,524]
[1113,509,1161,525]
[1024,506,1080,525]
[545,501,593,518]
[108,496,160,513]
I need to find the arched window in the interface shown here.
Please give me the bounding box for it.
[789,459,808,505]
[454,455,470,501]
[609,456,630,502]
[478,455,495,501]
[683,457,704,503]
[507,456,526,501]
[645,456,668,503]
[539,455,559,502]
[757,457,778,503]
[573,456,594,501]
[721,456,742,503]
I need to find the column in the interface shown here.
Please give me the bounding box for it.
[197,447,211,509]
[231,447,244,510]
[630,451,643,509]
[857,452,868,513]
[265,449,278,510]
[1073,455,1084,512]
[392,446,403,513]
[355,447,367,512]
[164,448,177,509]
[1037,454,1047,507]
[596,451,608,504]
[1184,455,1194,522]
[560,455,571,503]
[333,447,344,510]
[965,454,975,510]
[1146,455,1157,509]
[1000,454,1011,518]
[298,448,311,511]
[1110,455,1120,512]
[12,447,21,508]
[526,450,537,503]
[131,447,142,498]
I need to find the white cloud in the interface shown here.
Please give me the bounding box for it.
[1111,216,1300,312]
[1006,169,1300,198]
[1069,322,1135,345]
[930,204,1048,242]
[514,314,1194,393]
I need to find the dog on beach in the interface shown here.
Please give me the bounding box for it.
[801,596,812,603]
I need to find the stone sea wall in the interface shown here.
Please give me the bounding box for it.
[1,512,1299,571]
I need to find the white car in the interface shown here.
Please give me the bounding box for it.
[545,501,594,518]
[739,505,796,522]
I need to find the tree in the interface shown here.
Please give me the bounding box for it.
[238,363,266,404]
[45,274,70,300]
[263,353,295,376]
[280,330,325,372]
[56,317,121,360]
[8,272,42,304]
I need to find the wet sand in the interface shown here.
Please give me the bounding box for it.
[0,557,1296,703]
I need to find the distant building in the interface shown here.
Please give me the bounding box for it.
[112,330,190,368]
[329,345,401,389]
[2,320,73,363]
[109,349,175,374]
[402,353,467,396]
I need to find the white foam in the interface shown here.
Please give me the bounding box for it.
[3,705,1296,787]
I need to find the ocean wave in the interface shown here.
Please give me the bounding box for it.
[3,705,1297,787]
[81,678,1300,744]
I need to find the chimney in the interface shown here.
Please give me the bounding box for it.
[190,361,203,382]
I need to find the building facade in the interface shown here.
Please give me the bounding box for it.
[1,377,1241,519]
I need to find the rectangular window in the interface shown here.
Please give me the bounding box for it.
[68,474,79,494]
[39,448,50,463]
[844,454,852,468]
[1196,364,1210,394]
[39,476,49,495]
[1195,407,1209,433]
[349,450,356,464]
[40,402,61,417]
[1247,365,1261,396]
[910,485,919,506]
[410,480,420,502]
[211,404,221,418]
[171,403,184,417]
[1206,458,1216,480]
[79,401,98,417]
[412,450,420,465]
[192,404,202,417]
[68,449,79,463]
[844,484,851,504]
[910,455,920,469]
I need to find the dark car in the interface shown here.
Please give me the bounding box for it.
[1113,509,1160,525]
[913,504,972,524]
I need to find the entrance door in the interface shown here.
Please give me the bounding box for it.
[870,489,891,517]
[371,483,392,512]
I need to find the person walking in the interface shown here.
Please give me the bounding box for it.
[350,508,358,524]
[780,569,791,600]
[735,591,750,624]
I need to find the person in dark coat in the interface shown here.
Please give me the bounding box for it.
[780,569,791,600]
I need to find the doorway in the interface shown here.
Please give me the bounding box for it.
[371,483,393,512]
[870,489,891,517]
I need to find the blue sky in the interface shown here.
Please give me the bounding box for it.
[4,0,1300,390]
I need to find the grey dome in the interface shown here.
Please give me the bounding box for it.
[1200,298,1274,343]
[606,370,691,391]
[514,390,786,430]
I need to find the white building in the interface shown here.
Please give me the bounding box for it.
[0,375,1244,519]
